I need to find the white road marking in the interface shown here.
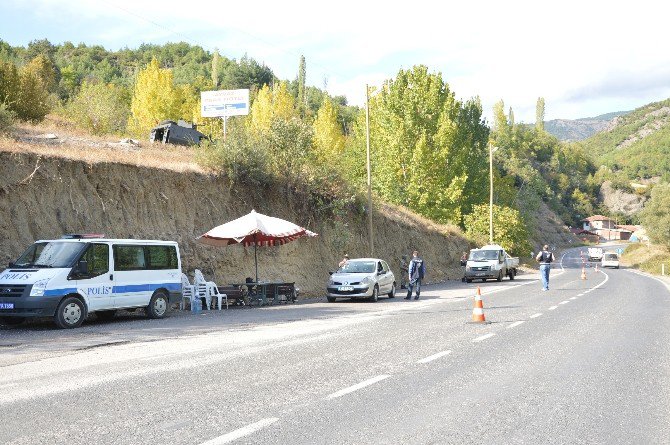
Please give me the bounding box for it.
[417,350,452,364]
[200,418,279,445]
[570,297,578,300]
[577,293,585,296]
[473,333,496,343]
[507,321,525,329]
[548,305,558,310]
[559,301,570,305]
[530,313,542,319]
[327,375,390,399]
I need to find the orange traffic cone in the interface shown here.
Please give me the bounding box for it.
[472,287,487,323]
[581,266,587,280]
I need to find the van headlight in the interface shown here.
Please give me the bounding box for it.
[30,278,51,297]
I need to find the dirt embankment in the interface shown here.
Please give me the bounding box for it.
[0,150,472,296]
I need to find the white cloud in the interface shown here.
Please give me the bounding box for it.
[4,0,670,120]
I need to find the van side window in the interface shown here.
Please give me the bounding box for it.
[146,245,178,270]
[113,245,146,271]
[82,243,109,277]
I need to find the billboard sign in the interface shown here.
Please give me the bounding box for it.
[201,89,250,118]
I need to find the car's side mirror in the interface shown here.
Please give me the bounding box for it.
[8,262,15,268]
[328,270,334,276]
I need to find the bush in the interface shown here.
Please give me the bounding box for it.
[0,102,15,134]
[65,81,130,135]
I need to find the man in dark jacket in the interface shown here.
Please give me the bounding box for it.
[535,244,555,291]
[405,250,426,300]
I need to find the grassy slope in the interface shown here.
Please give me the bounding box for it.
[620,243,670,276]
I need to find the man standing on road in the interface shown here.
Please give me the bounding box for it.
[535,244,555,291]
[405,250,426,300]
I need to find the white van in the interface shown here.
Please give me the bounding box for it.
[0,235,182,328]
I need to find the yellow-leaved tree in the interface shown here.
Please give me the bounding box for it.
[246,82,296,135]
[127,58,181,137]
[312,97,345,164]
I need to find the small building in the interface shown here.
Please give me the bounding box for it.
[150,120,206,146]
[570,227,600,243]
[582,215,616,232]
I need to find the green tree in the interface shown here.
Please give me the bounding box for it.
[463,204,531,255]
[127,58,181,136]
[350,66,489,224]
[12,57,52,122]
[640,183,670,247]
[211,50,220,87]
[297,55,306,115]
[66,81,130,135]
[536,97,545,131]
[246,82,296,135]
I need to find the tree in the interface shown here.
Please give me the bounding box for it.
[640,183,670,247]
[246,82,296,135]
[350,65,489,224]
[13,57,52,122]
[297,55,306,115]
[211,50,220,87]
[66,81,130,135]
[127,58,181,137]
[312,97,345,164]
[536,97,545,131]
[463,204,530,256]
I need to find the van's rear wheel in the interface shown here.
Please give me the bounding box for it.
[147,291,169,319]
[55,297,86,329]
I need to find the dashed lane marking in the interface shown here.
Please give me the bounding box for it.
[473,333,496,343]
[548,305,558,310]
[200,418,279,445]
[417,350,452,364]
[570,297,578,300]
[530,313,542,319]
[507,321,525,329]
[327,375,390,399]
[559,301,570,305]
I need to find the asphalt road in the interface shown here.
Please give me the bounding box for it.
[1,246,669,444]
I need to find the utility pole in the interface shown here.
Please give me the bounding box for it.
[365,84,374,257]
[489,142,494,244]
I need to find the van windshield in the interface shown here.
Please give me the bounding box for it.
[469,250,499,261]
[14,242,86,268]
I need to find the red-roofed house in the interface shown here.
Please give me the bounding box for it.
[581,215,632,240]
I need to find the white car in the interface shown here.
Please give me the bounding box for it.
[601,252,620,269]
[326,258,396,302]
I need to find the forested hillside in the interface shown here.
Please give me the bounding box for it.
[581,98,670,181]
[0,39,598,255]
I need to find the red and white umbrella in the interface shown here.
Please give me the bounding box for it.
[197,210,317,282]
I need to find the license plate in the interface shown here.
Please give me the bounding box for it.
[338,286,354,291]
[476,272,485,276]
[0,302,14,309]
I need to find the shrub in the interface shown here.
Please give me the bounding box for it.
[65,81,130,135]
[0,102,15,134]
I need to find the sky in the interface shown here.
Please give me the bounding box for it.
[2,0,669,123]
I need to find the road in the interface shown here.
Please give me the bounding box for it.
[1,246,669,444]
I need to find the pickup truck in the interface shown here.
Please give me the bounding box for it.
[464,244,519,283]
[587,247,603,261]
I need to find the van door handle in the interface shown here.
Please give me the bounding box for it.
[109,274,113,280]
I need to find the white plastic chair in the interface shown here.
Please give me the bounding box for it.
[180,273,197,310]
[194,269,228,310]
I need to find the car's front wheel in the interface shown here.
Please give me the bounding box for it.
[387,283,396,298]
[369,285,379,302]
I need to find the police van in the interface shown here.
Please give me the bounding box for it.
[0,235,182,329]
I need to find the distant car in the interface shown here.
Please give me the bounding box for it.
[326,258,396,302]
[601,252,620,269]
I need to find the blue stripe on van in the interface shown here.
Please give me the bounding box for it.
[44,287,78,297]
[42,283,180,297]
[113,283,181,293]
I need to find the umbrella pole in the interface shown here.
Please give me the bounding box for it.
[254,234,259,283]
